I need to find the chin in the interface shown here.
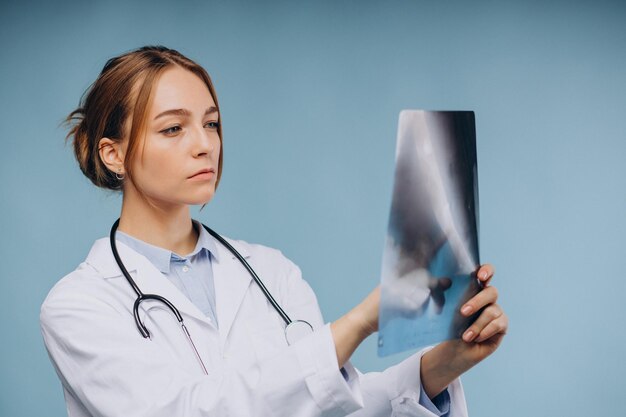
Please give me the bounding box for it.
[187,190,216,206]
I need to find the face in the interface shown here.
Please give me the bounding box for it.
[125,66,221,208]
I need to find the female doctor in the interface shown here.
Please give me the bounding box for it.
[40,46,508,417]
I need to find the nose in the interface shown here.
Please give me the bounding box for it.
[191,124,218,158]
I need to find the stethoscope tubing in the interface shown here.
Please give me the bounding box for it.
[109,218,309,374]
[111,220,185,338]
[200,224,293,326]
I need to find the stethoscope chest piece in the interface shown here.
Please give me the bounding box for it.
[285,320,314,345]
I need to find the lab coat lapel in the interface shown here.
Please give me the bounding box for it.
[211,237,252,351]
[86,238,212,327]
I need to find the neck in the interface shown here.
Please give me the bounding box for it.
[117,189,199,256]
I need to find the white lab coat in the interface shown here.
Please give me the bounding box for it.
[40,235,469,417]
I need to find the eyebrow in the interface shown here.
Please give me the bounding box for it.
[154,106,218,120]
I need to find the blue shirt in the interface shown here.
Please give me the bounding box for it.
[116,219,449,415]
[116,220,219,327]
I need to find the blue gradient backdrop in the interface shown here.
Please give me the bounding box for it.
[1,1,625,416]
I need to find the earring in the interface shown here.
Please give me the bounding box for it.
[115,168,125,180]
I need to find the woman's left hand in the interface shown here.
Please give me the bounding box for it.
[420,263,508,398]
[455,263,508,364]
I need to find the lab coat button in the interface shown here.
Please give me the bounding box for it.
[182,265,189,272]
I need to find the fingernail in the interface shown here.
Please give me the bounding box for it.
[461,305,473,315]
[463,330,474,342]
[479,270,488,279]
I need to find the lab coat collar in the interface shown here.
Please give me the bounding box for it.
[85,233,252,348]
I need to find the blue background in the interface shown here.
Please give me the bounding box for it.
[2,1,625,416]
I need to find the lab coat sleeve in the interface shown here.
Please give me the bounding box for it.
[40,266,364,417]
[279,258,468,417]
[353,351,467,417]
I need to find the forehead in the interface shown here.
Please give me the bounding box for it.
[148,66,215,116]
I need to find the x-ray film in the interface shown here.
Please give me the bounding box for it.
[378,110,482,357]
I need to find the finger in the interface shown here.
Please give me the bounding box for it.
[460,286,499,316]
[477,264,495,286]
[475,312,509,343]
[462,304,503,342]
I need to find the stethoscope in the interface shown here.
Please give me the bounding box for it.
[109,218,313,375]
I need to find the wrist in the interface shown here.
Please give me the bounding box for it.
[420,342,469,399]
[346,304,376,339]
[331,310,371,367]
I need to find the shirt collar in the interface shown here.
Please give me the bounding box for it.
[114,219,219,274]
[192,219,220,262]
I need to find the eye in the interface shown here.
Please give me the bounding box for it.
[204,121,220,129]
[160,125,182,136]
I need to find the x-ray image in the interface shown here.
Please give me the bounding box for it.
[378,110,482,357]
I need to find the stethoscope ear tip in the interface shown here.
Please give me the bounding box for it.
[137,323,151,339]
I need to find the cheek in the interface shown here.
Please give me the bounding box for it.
[145,152,170,176]
[135,146,179,187]
[215,137,222,163]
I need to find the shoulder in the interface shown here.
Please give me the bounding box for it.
[220,235,300,274]
[40,239,119,325]
[42,262,101,306]
[220,235,318,304]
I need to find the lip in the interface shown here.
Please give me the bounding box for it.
[188,168,216,180]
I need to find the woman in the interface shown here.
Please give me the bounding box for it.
[41,46,508,417]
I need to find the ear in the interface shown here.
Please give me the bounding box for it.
[98,137,125,175]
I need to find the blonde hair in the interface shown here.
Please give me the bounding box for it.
[65,45,223,191]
